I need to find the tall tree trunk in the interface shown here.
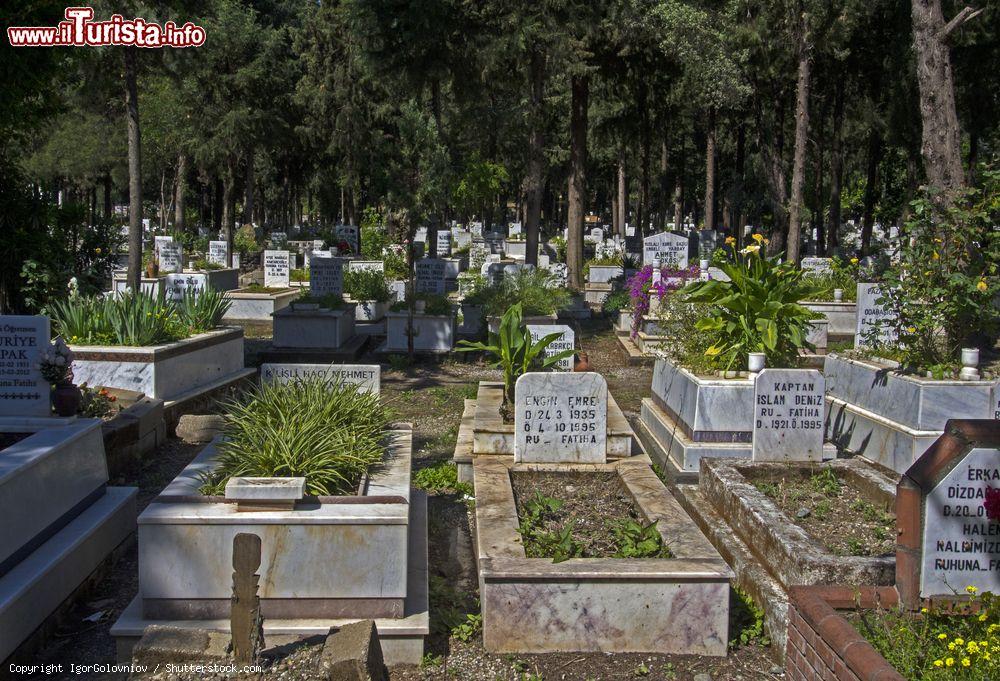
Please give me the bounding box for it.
[812,99,827,256]
[175,153,186,233]
[243,149,255,227]
[673,138,683,233]
[730,122,746,243]
[124,46,142,289]
[657,137,669,232]
[827,78,845,254]
[617,147,626,238]
[637,83,651,237]
[103,173,112,219]
[703,109,717,231]
[222,156,236,266]
[910,0,974,196]
[787,12,812,265]
[159,168,168,233]
[213,177,223,234]
[859,129,882,257]
[524,49,546,268]
[566,75,588,289]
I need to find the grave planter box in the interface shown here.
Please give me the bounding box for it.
[131,427,412,619]
[70,328,247,402]
[0,419,137,660]
[801,300,857,338]
[384,312,455,353]
[271,306,356,350]
[699,458,896,591]
[350,299,388,323]
[112,272,166,297]
[191,267,240,292]
[486,313,557,335]
[639,357,755,472]
[503,240,526,259]
[587,265,624,284]
[824,353,998,472]
[615,310,633,335]
[223,288,299,321]
[583,282,612,307]
[441,256,468,278]
[474,457,731,655]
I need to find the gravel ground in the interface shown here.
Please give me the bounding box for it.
[16,318,781,681]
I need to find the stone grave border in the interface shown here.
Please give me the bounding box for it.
[895,419,1000,609]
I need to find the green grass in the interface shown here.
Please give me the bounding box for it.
[412,460,473,496]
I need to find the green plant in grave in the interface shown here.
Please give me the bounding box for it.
[51,289,184,346]
[344,268,391,302]
[481,267,571,317]
[683,238,824,370]
[456,303,575,417]
[609,518,672,558]
[175,288,232,333]
[199,377,388,496]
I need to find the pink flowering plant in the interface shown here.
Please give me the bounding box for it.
[627,264,701,338]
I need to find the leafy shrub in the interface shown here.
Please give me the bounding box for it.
[344,268,391,302]
[457,303,574,415]
[412,460,473,496]
[482,267,570,317]
[174,288,232,332]
[805,256,861,302]
[192,257,225,271]
[602,287,632,314]
[290,268,309,282]
[199,377,388,496]
[234,224,259,255]
[868,172,1000,368]
[609,518,672,558]
[390,294,452,315]
[684,239,824,370]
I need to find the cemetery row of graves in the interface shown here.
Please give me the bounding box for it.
[1,210,999,681]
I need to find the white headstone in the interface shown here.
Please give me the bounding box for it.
[801,257,833,275]
[263,250,291,288]
[309,256,344,296]
[590,227,604,243]
[158,242,183,273]
[751,369,825,462]
[334,225,360,254]
[436,230,452,257]
[855,283,897,348]
[0,315,51,417]
[232,253,241,270]
[920,447,1000,597]
[348,260,385,273]
[515,372,607,464]
[509,222,522,236]
[165,273,208,301]
[454,230,472,250]
[208,240,229,267]
[526,324,575,371]
[154,235,174,256]
[642,232,689,268]
[415,259,447,295]
[260,363,379,393]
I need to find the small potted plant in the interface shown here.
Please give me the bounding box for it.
[38,336,80,416]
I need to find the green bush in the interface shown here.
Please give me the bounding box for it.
[290,268,309,282]
[683,239,824,370]
[199,377,389,496]
[344,269,391,302]
[390,294,452,315]
[482,268,571,317]
[869,172,1000,368]
[234,224,259,255]
[805,257,860,302]
[174,288,232,332]
[602,288,631,314]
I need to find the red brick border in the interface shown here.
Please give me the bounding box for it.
[786,586,903,681]
[895,420,1000,609]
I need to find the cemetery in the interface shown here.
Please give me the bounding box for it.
[3,1,999,679]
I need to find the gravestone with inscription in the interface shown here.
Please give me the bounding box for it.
[260,363,379,393]
[514,372,607,464]
[165,273,207,301]
[642,232,689,268]
[158,242,183,273]
[415,259,447,295]
[153,235,174,257]
[801,257,833,275]
[348,260,384,274]
[855,283,898,348]
[0,315,51,418]
[309,256,344,296]
[436,230,452,257]
[269,232,288,249]
[751,369,825,462]
[334,225,360,254]
[208,240,229,267]
[526,324,575,372]
[263,250,291,288]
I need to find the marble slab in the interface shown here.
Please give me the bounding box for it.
[310,256,345,296]
[587,265,624,284]
[642,232,689,268]
[752,369,825,462]
[271,307,356,350]
[0,315,50,417]
[208,241,228,266]
[414,259,447,295]
[264,250,291,288]
[920,447,1000,597]
[260,363,379,393]
[526,324,575,371]
[158,242,182,273]
[384,313,454,352]
[223,289,298,321]
[802,300,857,336]
[855,283,897,347]
[514,372,607,463]
[650,358,754,437]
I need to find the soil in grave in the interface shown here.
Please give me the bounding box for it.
[511,471,671,560]
[747,466,895,557]
[0,431,31,451]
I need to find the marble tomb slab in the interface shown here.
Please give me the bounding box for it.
[514,372,607,464]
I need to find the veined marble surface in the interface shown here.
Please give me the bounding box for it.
[514,372,607,464]
[272,307,356,349]
[650,358,754,435]
[385,313,455,352]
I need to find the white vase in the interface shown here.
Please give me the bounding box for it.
[748,352,766,373]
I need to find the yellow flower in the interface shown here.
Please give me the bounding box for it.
[946,658,955,667]
[962,658,971,667]
[921,608,929,614]
[950,642,957,651]
[980,614,988,622]
[934,237,943,243]
[850,257,859,264]
[725,236,736,246]
[932,251,940,260]
[95,247,102,254]
[967,586,978,595]
[956,638,965,646]
[907,327,916,334]
[751,233,764,243]
[933,660,944,668]
[741,244,761,255]
[977,279,988,292]
[939,633,949,640]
